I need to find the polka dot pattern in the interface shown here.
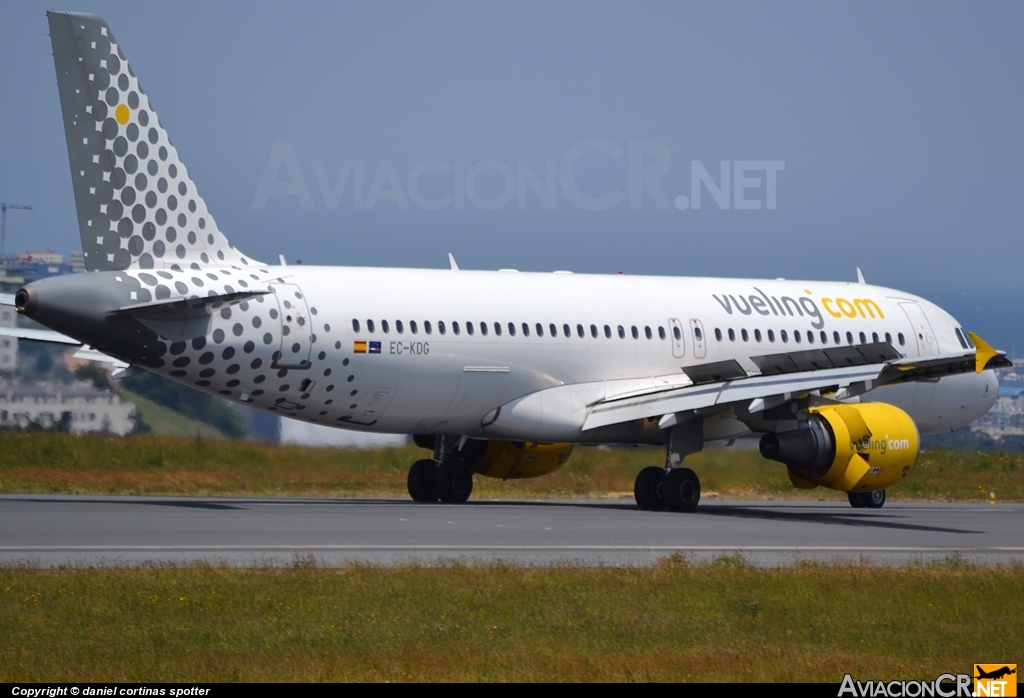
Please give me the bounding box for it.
[49,12,258,272]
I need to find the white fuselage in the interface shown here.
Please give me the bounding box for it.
[130,265,997,443]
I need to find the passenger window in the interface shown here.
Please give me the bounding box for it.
[604,325,612,338]
[438,321,446,335]
[452,321,460,335]
[833,331,840,344]
[466,322,474,336]
[494,322,502,337]
[859,332,867,344]
[549,323,557,337]
[741,329,748,342]
[645,326,652,339]
[352,319,360,333]
[872,332,879,343]
[898,332,905,346]
[425,321,432,335]
[508,323,516,337]
[754,329,762,342]
[674,326,682,341]
[577,324,585,338]
[885,332,892,345]
[846,331,854,345]
[806,331,813,344]
[659,327,666,340]
[631,326,639,339]
[480,322,487,336]
[820,331,827,344]
[617,325,625,339]
[410,320,418,334]
[728,328,735,341]
[715,328,723,341]
[564,323,572,338]
[522,323,530,337]
[767,329,775,342]
[368,319,376,333]
[396,320,404,334]
[382,320,390,334]
[536,323,544,337]
[793,331,801,344]
[591,324,598,338]
[781,330,788,343]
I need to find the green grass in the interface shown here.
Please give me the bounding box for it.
[0,432,1022,501]
[1,559,1019,681]
[119,389,225,439]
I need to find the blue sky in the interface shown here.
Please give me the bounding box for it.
[2,2,1022,315]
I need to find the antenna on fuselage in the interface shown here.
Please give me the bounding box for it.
[856,267,866,285]
[448,253,459,271]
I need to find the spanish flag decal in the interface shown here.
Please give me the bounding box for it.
[354,341,367,354]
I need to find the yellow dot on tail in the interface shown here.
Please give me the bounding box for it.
[115,104,130,125]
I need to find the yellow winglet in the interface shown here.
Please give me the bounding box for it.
[968,332,998,373]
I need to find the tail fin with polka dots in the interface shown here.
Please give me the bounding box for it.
[47,11,259,272]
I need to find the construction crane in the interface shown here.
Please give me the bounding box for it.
[1,203,33,261]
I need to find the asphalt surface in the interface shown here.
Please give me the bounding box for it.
[1,495,1022,566]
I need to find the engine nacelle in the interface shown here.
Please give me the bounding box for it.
[759,403,919,492]
[420,438,574,480]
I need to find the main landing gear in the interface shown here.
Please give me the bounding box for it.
[406,436,474,504]
[848,489,886,509]
[634,418,703,513]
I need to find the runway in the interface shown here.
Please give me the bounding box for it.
[1,495,1022,566]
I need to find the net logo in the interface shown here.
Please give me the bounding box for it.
[974,665,1017,697]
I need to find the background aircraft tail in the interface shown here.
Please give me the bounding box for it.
[47,12,256,272]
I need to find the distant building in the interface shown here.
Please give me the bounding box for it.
[70,250,86,273]
[0,381,136,435]
[0,306,16,372]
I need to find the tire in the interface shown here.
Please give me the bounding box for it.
[634,467,666,511]
[436,461,473,504]
[847,491,866,508]
[407,459,439,503]
[662,467,701,513]
[864,489,886,509]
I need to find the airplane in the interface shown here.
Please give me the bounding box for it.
[0,12,1010,512]
[975,667,1016,681]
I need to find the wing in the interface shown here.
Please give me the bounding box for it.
[583,340,1010,431]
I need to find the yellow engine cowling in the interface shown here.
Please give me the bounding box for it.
[761,403,919,492]
[449,439,574,480]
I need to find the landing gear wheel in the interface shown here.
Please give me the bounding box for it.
[864,489,886,509]
[663,467,701,513]
[407,459,439,503]
[634,467,666,511]
[848,490,886,509]
[436,461,473,504]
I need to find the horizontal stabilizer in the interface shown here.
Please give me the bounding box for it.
[115,288,270,318]
[0,326,80,345]
[0,326,129,369]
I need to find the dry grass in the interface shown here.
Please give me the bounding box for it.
[0,433,1022,501]
[1,558,1019,682]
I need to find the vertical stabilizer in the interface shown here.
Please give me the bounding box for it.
[47,12,257,271]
